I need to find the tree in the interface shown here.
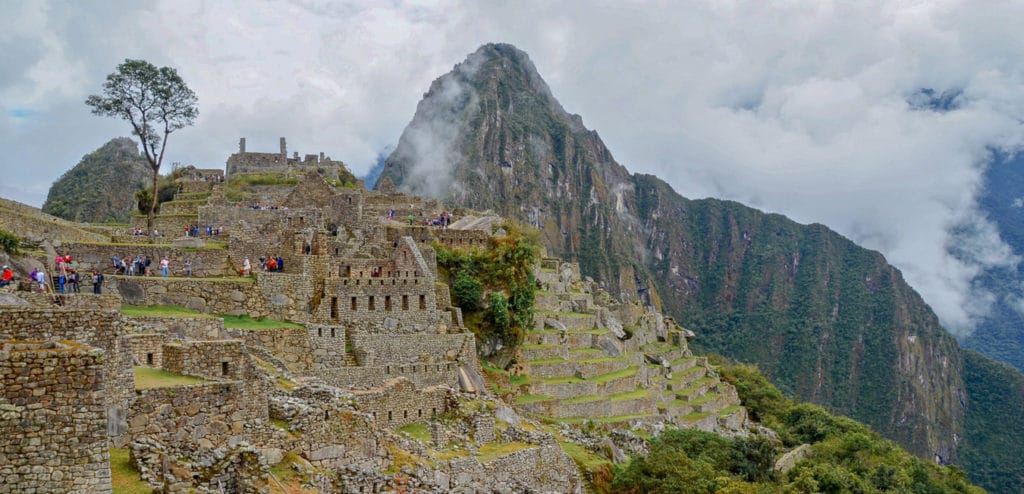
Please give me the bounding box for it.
[86,59,198,230]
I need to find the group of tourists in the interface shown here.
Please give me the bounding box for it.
[111,254,190,278]
[390,209,453,228]
[249,201,287,210]
[258,255,284,273]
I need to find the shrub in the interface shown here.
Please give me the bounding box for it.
[453,272,483,311]
[0,228,20,254]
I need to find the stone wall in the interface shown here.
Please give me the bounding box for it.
[126,333,165,367]
[129,382,268,452]
[161,340,269,422]
[351,379,449,429]
[62,242,231,277]
[121,315,227,340]
[319,363,460,390]
[108,277,265,317]
[228,326,318,373]
[0,340,111,493]
[347,332,473,366]
[14,293,121,311]
[445,443,582,493]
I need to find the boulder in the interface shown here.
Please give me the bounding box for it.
[775,444,812,473]
[0,293,29,306]
[495,406,521,427]
[545,318,568,332]
[172,236,205,248]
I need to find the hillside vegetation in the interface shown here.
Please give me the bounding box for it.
[43,137,150,222]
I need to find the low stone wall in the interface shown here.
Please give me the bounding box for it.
[0,340,111,493]
[13,292,121,311]
[319,363,460,390]
[108,277,266,317]
[163,340,245,381]
[351,379,449,429]
[122,315,227,340]
[62,241,231,277]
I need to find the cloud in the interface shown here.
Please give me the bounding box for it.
[2,0,1024,336]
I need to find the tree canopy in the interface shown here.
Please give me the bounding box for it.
[85,59,198,229]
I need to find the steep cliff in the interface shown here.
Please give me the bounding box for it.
[43,137,150,223]
[379,43,1024,491]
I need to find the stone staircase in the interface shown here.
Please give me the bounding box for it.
[511,260,749,433]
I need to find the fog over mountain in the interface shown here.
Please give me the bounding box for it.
[3,0,1024,339]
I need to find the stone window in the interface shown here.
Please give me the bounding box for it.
[368,296,375,310]
[418,409,422,417]
[419,294,426,310]
[402,295,409,310]
[318,327,323,337]
[331,328,336,338]
[351,297,357,310]
[385,295,392,311]
[404,410,408,419]
[222,361,230,376]
[146,353,153,365]
[331,298,338,320]
[388,411,392,422]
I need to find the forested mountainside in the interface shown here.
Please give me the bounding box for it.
[42,137,150,223]
[378,43,1024,492]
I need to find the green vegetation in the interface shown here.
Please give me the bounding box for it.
[134,367,206,389]
[0,228,20,254]
[608,360,984,494]
[959,350,1024,493]
[42,137,150,223]
[398,422,431,442]
[435,222,540,351]
[219,314,304,330]
[477,441,534,462]
[109,447,152,493]
[120,304,213,318]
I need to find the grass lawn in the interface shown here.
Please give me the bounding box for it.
[398,422,431,442]
[120,304,213,319]
[220,314,304,330]
[110,447,152,493]
[134,367,207,389]
[477,441,534,462]
[559,441,612,471]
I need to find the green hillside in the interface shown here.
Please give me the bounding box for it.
[43,137,150,223]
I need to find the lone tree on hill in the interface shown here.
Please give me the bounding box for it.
[86,59,198,230]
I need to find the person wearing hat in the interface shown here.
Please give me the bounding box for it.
[0,265,12,287]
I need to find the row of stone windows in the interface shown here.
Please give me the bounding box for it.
[329,294,426,319]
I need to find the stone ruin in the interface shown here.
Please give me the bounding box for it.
[0,138,751,492]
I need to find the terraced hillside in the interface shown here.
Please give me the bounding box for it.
[512,260,748,433]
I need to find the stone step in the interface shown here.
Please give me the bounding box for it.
[534,311,597,331]
[520,343,566,361]
[666,364,708,390]
[527,365,639,399]
[525,329,610,350]
[672,376,719,401]
[670,356,705,373]
[544,389,655,418]
[526,355,630,380]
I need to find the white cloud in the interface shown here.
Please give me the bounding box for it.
[1,0,1023,335]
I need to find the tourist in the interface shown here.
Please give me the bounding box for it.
[35,269,47,293]
[57,272,66,293]
[242,258,252,277]
[276,256,283,272]
[184,260,192,278]
[267,256,278,272]
[92,271,103,294]
[0,265,13,287]
[304,243,311,255]
[144,256,152,276]
[69,270,80,293]
[160,258,170,277]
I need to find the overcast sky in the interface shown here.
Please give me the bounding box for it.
[3,0,1024,335]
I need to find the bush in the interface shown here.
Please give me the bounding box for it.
[453,272,483,311]
[490,293,511,332]
[0,228,20,254]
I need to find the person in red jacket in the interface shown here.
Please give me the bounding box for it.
[0,265,13,287]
